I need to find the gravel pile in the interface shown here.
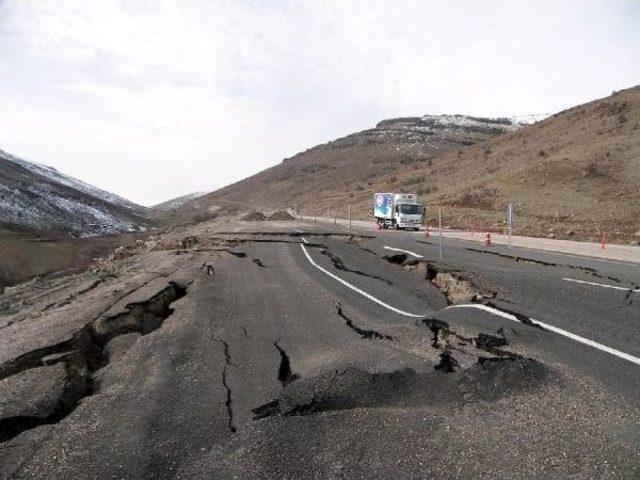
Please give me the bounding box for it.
[240,211,267,221]
[267,211,295,221]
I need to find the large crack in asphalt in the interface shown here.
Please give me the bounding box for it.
[464,247,628,285]
[214,337,237,434]
[0,281,189,443]
[320,249,394,285]
[249,310,546,420]
[334,302,393,340]
[422,263,496,305]
[252,355,548,420]
[481,301,546,331]
[349,239,496,305]
[274,342,300,387]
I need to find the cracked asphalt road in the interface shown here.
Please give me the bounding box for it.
[1,219,639,479]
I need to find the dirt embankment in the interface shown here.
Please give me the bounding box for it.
[0,226,148,293]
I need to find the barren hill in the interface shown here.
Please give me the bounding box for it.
[185,87,639,242]
[183,114,524,212]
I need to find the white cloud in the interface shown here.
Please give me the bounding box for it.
[0,0,638,205]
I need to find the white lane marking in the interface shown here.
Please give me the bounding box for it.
[446,304,640,367]
[562,277,639,293]
[299,238,424,318]
[520,248,639,266]
[300,235,640,366]
[383,246,424,259]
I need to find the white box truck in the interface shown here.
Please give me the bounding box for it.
[373,193,423,230]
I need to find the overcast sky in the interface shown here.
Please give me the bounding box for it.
[0,0,638,206]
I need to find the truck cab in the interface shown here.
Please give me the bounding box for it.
[393,201,422,230]
[374,192,423,230]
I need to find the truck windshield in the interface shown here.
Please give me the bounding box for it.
[400,204,422,215]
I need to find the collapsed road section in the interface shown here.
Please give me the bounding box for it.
[0,281,188,442]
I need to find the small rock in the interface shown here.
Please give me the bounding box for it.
[566,229,575,237]
[548,233,555,239]
[144,240,159,250]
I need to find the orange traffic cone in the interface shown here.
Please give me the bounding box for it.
[484,232,492,247]
[424,225,430,238]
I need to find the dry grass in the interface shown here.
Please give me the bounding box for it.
[0,227,143,291]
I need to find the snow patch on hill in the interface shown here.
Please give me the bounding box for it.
[0,149,142,211]
[0,150,146,237]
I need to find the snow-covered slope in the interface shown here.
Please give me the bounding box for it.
[0,150,140,211]
[0,149,148,237]
[152,191,207,211]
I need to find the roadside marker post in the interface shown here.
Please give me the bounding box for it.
[348,204,352,240]
[600,227,606,251]
[438,207,443,260]
[424,225,430,238]
[506,203,514,249]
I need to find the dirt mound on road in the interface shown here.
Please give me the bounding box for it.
[240,212,267,221]
[267,211,295,221]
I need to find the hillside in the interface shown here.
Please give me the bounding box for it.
[182,114,525,212]
[182,86,640,243]
[0,150,149,237]
[152,192,206,211]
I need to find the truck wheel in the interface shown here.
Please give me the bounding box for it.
[395,224,399,230]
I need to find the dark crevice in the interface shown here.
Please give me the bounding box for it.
[252,399,280,420]
[221,366,236,433]
[482,301,546,331]
[464,247,625,284]
[422,262,496,305]
[252,258,266,268]
[241,326,249,339]
[434,349,459,372]
[383,253,408,264]
[49,279,103,310]
[214,337,237,433]
[421,318,519,373]
[0,281,188,443]
[274,342,299,387]
[334,302,393,340]
[321,249,393,285]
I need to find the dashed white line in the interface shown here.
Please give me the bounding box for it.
[299,238,424,318]
[446,304,640,367]
[383,246,424,259]
[562,277,639,292]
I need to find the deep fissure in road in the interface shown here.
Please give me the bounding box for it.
[214,337,237,433]
[274,342,299,386]
[464,247,625,284]
[320,248,394,285]
[0,281,188,443]
[421,317,521,371]
[334,303,393,340]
